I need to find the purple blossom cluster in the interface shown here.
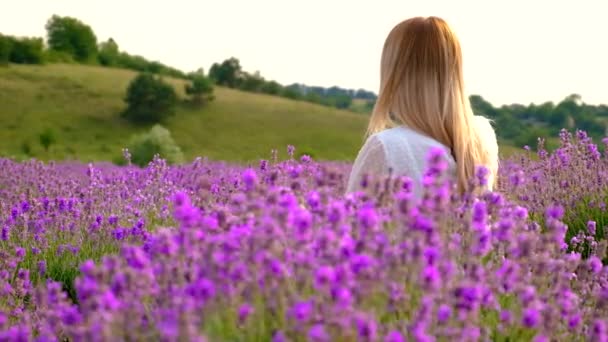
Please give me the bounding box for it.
[0,138,607,341]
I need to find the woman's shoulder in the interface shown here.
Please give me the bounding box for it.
[472,115,494,131]
[472,115,498,145]
[374,125,449,150]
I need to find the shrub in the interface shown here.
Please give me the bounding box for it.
[20,141,32,156]
[44,50,75,63]
[45,15,98,63]
[8,36,45,64]
[122,73,178,124]
[39,128,56,152]
[0,34,12,66]
[208,57,243,88]
[126,124,184,167]
[185,74,214,105]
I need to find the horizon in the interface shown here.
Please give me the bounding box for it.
[1,0,607,107]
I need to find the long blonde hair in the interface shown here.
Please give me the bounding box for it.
[368,16,493,192]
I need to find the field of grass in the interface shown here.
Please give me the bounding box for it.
[0,64,370,163]
[0,63,522,163]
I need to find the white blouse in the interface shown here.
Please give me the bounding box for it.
[346,116,498,197]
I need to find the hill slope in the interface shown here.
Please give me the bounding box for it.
[0,64,369,162]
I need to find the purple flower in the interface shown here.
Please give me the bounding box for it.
[357,205,379,230]
[384,330,405,342]
[308,324,330,342]
[568,314,582,329]
[350,254,375,275]
[545,205,564,220]
[1,225,9,241]
[330,286,353,308]
[80,260,96,276]
[522,307,541,328]
[187,277,215,302]
[437,304,451,323]
[37,260,46,277]
[355,315,378,341]
[421,265,441,291]
[15,247,25,258]
[289,300,314,323]
[423,246,441,265]
[242,168,258,190]
[588,221,597,235]
[238,303,254,324]
[272,330,287,342]
[591,319,607,342]
[587,256,603,274]
[314,265,336,289]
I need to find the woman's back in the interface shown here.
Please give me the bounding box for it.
[346,115,497,197]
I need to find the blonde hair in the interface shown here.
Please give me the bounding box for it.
[368,16,493,192]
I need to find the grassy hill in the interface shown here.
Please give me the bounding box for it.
[0,63,522,164]
[0,64,370,163]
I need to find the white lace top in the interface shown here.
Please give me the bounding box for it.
[346,116,498,197]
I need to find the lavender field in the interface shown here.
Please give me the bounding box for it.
[0,130,607,341]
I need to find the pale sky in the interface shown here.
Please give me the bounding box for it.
[1,0,606,106]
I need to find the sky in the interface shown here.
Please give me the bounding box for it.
[1,0,607,106]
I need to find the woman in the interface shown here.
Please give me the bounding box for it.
[346,16,499,197]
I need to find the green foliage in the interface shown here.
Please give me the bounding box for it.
[260,80,282,95]
[281,85,302,100]
[209,57,243,88]
[97,38,119,66]
[45,15,98,63]
[0,34,12,66]
[127,124,184,167]
[20,141,31,156]
[470,94,608,144]
[122,73,178,124]
[185,73,215,105]
[44,50,75,63]
[7,36,45,64]
[0,63,377,162]
[239,71,265,92]
[112,52,186,79]
[39,128,56,152]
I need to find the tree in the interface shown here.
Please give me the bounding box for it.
[127,124,184,167]
[185,74,215,105]
[208,57,243,88]
[0,34,11,65]
[8,36,45,64]
[39,128,56,152]
[46,15,98,62]
[260,80,282,95]
[98,38,119,66]
[122,73,178,124]
[239,71,265,92]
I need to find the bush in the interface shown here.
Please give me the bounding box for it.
[122,73,178,124]
[126,124,184,167]
[208,57,243,88]
[39,128,56,152]
[260,80,282,95]
[185,74,214,105]
[0,34,12,66]
[46,15,98,63]
[8,36,44,64]
[44,50,75,63]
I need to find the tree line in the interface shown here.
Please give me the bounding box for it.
[207,57,377,112]
[0,15,186,79]
[470,94,608,148]
[0,15,378,113]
